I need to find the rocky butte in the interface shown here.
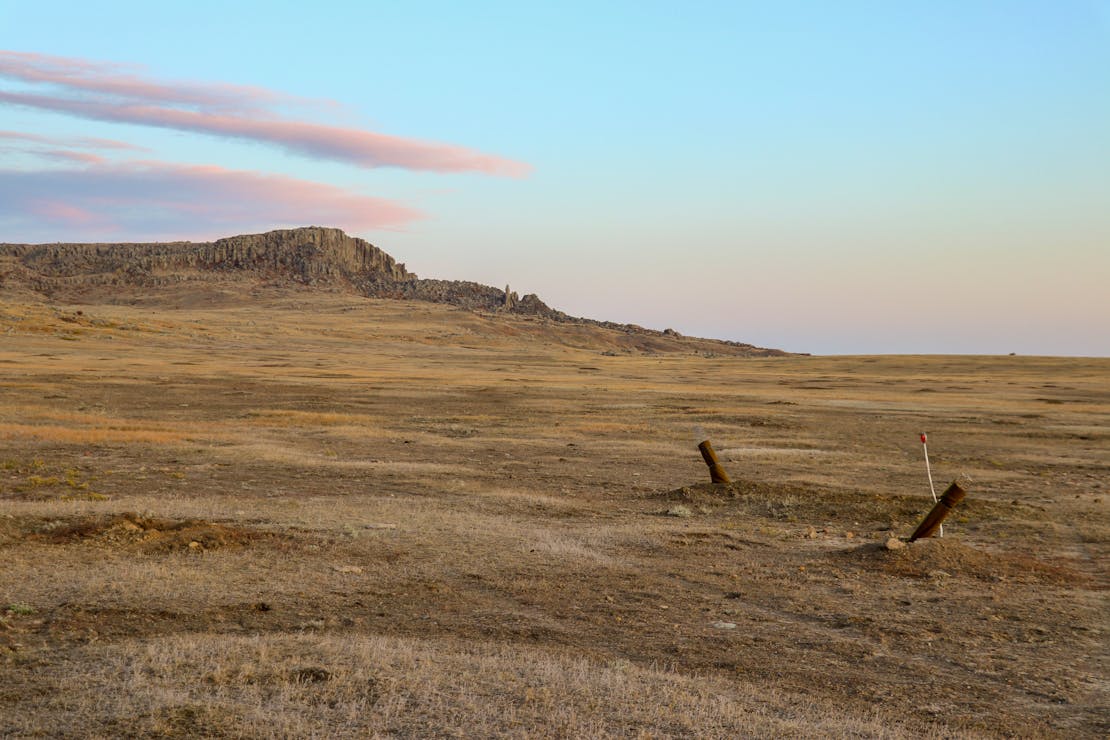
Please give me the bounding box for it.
[0,226,788,356]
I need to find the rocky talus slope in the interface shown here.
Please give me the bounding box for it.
[1,226,787,355]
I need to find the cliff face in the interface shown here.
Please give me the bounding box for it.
[202,228,410,284]
[2,226,407,285]
[0,226,554,317]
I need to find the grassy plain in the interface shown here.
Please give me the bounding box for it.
[1,292,1107,737]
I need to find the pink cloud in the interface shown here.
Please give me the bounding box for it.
[0,51,531,177]
[25,199,110,227]
[0,51,284,114]
[0,130,144,166]
[0,129,147,151]
[0,160,422,242]
[36,149,107,165]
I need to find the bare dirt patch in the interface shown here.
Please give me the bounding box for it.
[16,513,268,552]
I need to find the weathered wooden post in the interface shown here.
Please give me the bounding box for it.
[697,439,732,484]
[909,480,967,542]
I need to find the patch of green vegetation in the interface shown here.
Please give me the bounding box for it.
[5,460,99,498]
[26,470,94,489]
[61,491,111,502]
[5,603,35,616]
[64,468,89,489]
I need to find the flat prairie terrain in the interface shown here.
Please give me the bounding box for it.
[1,293,1106,738]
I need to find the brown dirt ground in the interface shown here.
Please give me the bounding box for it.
[0,290,1106,737]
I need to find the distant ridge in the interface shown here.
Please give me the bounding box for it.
[0,226,788,356]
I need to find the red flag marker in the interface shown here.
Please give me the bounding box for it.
[920,432,942,536]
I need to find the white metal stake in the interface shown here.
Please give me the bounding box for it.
[921,432,942,537]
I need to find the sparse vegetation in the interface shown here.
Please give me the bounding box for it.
[0,291,1106,737]
[5,633,939,738]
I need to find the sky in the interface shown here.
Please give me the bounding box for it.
[1,1,1107,356]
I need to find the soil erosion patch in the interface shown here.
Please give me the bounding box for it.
[21,513,265,552]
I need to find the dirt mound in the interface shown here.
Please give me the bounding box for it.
[27,513,260,552]
[836,538,1090,586]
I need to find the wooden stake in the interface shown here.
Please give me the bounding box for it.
[908,480,967,542]
[697,440,732,484]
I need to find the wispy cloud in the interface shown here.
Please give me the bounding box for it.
[0,130,144,166]
[0,51,531,177]
[0,51,286,114]
[32,149,108,165]
[0,159,422,242]
[0,129,148,151]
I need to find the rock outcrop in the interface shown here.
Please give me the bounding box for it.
[0,226,789,355]
[2,226,407,293]
[0,226,544,314]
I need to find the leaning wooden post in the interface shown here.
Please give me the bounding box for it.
[909,480,967,542]
[697,439,732,484]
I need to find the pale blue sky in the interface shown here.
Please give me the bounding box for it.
[2,1,1107,355]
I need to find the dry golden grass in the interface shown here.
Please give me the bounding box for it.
[243,409,387,427]
[0,404,238,447]
[6,633,937,739]
[0,292,1107,738]
[0,422,206,446]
